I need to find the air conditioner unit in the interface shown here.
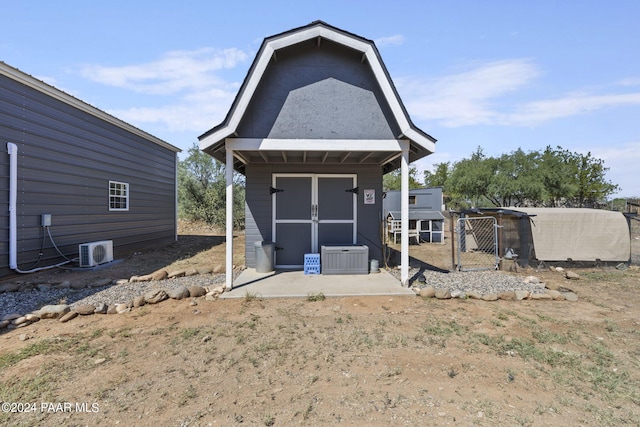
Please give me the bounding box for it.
[79,240,113,267]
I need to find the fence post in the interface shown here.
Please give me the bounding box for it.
[450,211,456,271]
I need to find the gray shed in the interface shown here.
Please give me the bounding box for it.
[198,21,437,288]
[0,62,181,277]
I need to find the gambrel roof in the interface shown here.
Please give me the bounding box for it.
[199,21,436,173]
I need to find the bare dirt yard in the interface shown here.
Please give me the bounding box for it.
[1,222,639,426]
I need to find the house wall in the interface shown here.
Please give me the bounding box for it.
[244,164,384,268]
[0,73,178,276]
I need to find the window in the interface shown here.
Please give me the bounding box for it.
[109,181,129,211]
[409,195,417,205]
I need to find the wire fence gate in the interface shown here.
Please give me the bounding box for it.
[456,216,499,271]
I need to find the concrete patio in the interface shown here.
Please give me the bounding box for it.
[220,269,417,299]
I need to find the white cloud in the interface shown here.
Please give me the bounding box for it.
[375,34,405,47]
[587,140,640,197]
[400,59,540,126]
[401,60,640,128]
[506,92,640,126]
[78,47,248,95]
[76,48,249,135]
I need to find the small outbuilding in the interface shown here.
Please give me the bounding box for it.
[0,62,181,277]
[384,188,445,243]
[198,21,437,287]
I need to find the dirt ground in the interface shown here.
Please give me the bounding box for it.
[1,222,639,426]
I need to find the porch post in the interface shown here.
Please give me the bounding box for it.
[400,144,410,286]
[225,148,234,290]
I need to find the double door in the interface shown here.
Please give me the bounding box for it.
[273,174,357,268]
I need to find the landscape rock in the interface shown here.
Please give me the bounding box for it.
[546,290,564,300]
[565,271,581,280]
[561,291,579,302]
[451,290,465,299]
[144,289,168,304]
[523,276,540,284]
[545,282,575,292]
[531,293,553,300]
[151,270,168,281]
[213,265,224,274]
[555,267,565,272]
[168,285,190,300]
[54,280,72,289]
[12,316,30,326]
[19,283,35,292]
[188,285,207,298]
[435,289,451,299]
[205,286,225,301]
[115,303,131,314]
[168,270,186,279]
[466,291,482,299]
[2,313,22,321]
[90,278,113,288]
[498,291,516,301]
[18,334,28,341]
[25,313,40,323]
[106,305,118,315]
[186,268,200,276]
[0,282,20,293]
[70,281,87,290]
[515,290,530,301]
[419,286,436,298]
[134,274,152,282]
[481,294,498,301]
[37,284,52,291]
[0,320,10,329]
[75,304,96,315]
[59,311,79,323]
[94,303,108,314]
[133,295,146,308]
[36,304,70,319]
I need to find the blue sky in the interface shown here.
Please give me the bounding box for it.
[2,1,639,197]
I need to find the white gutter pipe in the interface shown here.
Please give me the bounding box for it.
[7,142,70,273]
[8,142,17,270]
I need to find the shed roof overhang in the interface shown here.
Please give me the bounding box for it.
[198,21,435,174]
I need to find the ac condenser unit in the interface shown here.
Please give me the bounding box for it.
[79,240,113,267]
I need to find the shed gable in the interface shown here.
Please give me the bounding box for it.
[268,78,395,139]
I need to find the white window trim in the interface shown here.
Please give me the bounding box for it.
[109,181,129,212]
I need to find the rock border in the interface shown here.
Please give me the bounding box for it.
[0,266,230,332]
[1,268,580,333]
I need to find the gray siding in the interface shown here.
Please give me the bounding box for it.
[236,40,401,139]
[0,73,177,276]
[244,164,384,268]
[383,188,444,217]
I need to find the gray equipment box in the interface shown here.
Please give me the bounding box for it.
[321,245,369,275]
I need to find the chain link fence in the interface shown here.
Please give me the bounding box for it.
[456,216,499,271]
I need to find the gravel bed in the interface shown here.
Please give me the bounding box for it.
[1,269,545,318]
[389,268,547,296]
[0,274,226,318]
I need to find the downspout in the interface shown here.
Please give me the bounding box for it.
[7,142,70,273]
[7,142,18,270]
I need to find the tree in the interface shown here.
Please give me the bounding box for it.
[423,162,450,187]
[383,165,423,191]
[568,151,620,208]
[441,145,620,208]
[178,144,245,229]
[446,147,496,207]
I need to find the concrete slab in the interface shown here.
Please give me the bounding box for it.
[221,269,416,299]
